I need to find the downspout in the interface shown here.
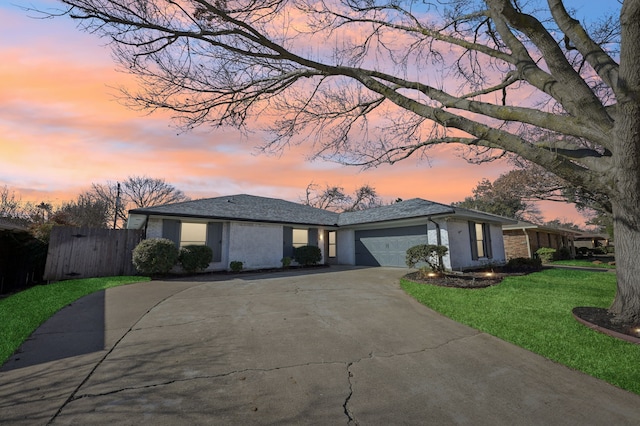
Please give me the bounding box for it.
[143,215,149,239]
[523,229,532,258]
[428,218,444,270]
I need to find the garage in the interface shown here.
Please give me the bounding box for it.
[355,225,429,267]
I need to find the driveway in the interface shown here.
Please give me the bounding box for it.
[2,266,640,425]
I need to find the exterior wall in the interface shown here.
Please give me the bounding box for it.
[447,220,507,271]
[489,223,507,265]
[337,229,356,265]
[503,228,575,259]
[227,222,283,270]
[447,219,473,271]
[146,218,163,239]
[427,220,451,270]
[503,229,531,259]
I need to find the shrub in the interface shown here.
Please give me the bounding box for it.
[556,247,571,260]
[281,256,292,269]
[405,244,448,272]
[229,260,243,272]
[294,245,322,266]
[535,247,556,264]
[179,245,213,273]
[132,238,179,275]
[504,257,542,272]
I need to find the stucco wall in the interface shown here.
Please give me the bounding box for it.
[228,222,283,270]
[447,220,506,270]
[337,229,355,265]
[146,218,163,239]
[428,220,452,270]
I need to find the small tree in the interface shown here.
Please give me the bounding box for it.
[406,245,449,273]
[294,245,322,266]
[179,245,213,273]
[132,238,179,275]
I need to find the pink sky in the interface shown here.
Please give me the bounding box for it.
[0,1,601,225]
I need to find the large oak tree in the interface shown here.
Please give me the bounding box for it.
[45,0,639,322]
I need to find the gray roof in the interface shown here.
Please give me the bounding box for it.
[129,194,340,226]
[338,198,454,226]
[130,194,515,228]
[0,218,29,232]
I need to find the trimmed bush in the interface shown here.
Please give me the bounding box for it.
[405,244,448,272]
[535,247,556,264]
[229,260,243,272]
[132,238,179,275]
[281,256,292,269]
[294,245,322,266]
[504,257,542,272]
[179,244,213,273]
[556,247,571,260]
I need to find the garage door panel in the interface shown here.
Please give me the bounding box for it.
[355,226,428,267]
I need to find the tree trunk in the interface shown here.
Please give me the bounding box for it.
[609,0,640,323]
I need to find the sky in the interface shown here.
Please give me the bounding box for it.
[0,1,619,226]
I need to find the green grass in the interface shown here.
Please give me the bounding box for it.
[0,276,149,365]
[552,259,616,269]
[401,269,640,395]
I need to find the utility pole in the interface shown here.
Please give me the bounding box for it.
[113,182,121,229]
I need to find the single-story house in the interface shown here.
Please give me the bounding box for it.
[502,221,579,259]
[127,194,516,271]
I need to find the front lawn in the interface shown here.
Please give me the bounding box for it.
[0,276,149,366]
[401,269,640,395]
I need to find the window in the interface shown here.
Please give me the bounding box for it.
[180,222,207,247]
[292,229,308,248]
[328,231,337,258]
[469,222,493,260]
[475,223,486,258]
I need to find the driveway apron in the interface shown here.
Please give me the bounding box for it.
[2,266,640,425]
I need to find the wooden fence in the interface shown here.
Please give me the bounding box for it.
[44,227,144,281]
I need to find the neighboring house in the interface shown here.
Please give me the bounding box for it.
[127,194,515,271]
[573,233,612,251]
[0,218,29,233]
[502,221,579,259]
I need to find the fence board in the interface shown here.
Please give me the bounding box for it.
[44,227,144,281]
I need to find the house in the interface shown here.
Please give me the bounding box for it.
[127,194,515,271]
[502,221,579,259]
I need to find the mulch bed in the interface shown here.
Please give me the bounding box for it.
[572,307,640,344]
[403,271,508,289]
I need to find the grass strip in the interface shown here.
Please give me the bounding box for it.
[552,259,615,269]
[401,269,640,395]
[0,276,149,365]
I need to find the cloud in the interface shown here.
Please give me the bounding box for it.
[0,2,586,226]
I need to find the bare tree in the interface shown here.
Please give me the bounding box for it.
[89,176,190,228]
[303,182,382,212]
[44,1,640,321]
[0,186,23,220]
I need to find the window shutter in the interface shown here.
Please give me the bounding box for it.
[468,221,478,260]
[206,222,223,262]
[283,226,294,258]
[308,228,318,246]
[484,223,493,259]
[162,219,180,247]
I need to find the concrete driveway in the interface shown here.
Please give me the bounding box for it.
[2,266,640,425]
